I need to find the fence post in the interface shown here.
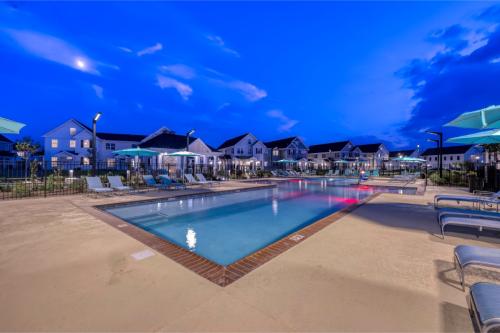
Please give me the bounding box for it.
[44,161,47,198]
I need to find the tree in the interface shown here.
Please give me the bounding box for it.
[15,137,40,181]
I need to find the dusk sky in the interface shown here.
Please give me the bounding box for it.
[2,1,500,149]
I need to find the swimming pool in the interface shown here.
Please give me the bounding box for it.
[104,178,414,266]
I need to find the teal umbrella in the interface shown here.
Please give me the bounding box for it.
[276,159,298,163]
[167,151,201,157]
[113,147,159,157]
[445,105,500,129]
[447,129,500,144]
[391,156,426,163]
[334,159,349,164]
[0,117,25,134]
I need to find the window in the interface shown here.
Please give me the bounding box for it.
[231,148,234,154]
[314,154,318,158]
[457,156,460,160]
[51,156,58,167]
[429,157,432,161]
[69,140,76,148]
[105,143,116,150]
[51,139,58,148]
[248,148,252,155]
[443,156,447,161]
[82,157,90,165]
[450,156,453,161]
[107,158,116,168]
[273,149,279,156]
[322,154,326,158]
[66,156,72,161]
[435,157,438,161]
[255,148,262,154]
[81,140,90,148]
[248,139,252,144]
[69,127,76,135]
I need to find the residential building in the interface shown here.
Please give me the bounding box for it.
[264,136,308,169]
[43,119,146,167]
[308,141,353,169]
[0,134,16,163]
[421,145,484,169]
[350,143,389,169]
[385,148,421,170]
[217,133,269,170]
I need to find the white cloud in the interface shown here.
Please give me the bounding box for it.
[227,80,267,102]
[118,46,133,53]
[156,75,192,101]
[207,35,240,57]
[2,29,100,75]
[137,42,163,56]
[160,64,196,79]
[266,109,298,132]
[91,84,104,99]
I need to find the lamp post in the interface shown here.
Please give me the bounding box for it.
[426,130,443,178]
[92,112,102,176]
[185,129,195,177]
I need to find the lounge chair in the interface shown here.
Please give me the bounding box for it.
[158,175,186,189]
[195,173,220,186]
[108,176,133,193]
[454,245,500,289]
[333,170,340,176]
[143,175,166,189]
[270,170,278,177]
[372,169,379,177]
[437,207,500,224]
[85,176,113,196]
[439,216,500,238]
[434,191,500,210]
[185,173,210,186]
[468,282,500,333]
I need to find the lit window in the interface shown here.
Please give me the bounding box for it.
[51,139,58,148]
[69,127,76,135]
[107,158,116,168]
[66,156,72,160]
[51,156,58,167]
[82,157,90,165]
[82,140,90,148]
[69,140,76,148]
[273,150,279,156]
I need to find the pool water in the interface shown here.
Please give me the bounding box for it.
[105,179,414,266]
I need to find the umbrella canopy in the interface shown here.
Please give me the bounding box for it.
[167,150,201,157]
[445,105,500,129]
[276,159,298,163]
[113,147,159,157]
[0,117,25,134]
[333,159,349,164]
[447,129,500,144]
[391,156,427,163]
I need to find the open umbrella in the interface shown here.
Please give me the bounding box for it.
[333,159,349,164]
[114,147,159,157]
[445,105,500,129]
[447,129,500,144]
[167,151,202,182]
[0,117,25,134]
[391,156,426,163]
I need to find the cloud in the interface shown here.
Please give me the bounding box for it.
[160,64,196,79]
[91,84,103,99]
[266,109,298,132]
[207,35,240,57]
[2,28,100,75]
[226,80,267,102]
[396,5,500,145]
[156,75,192,101]
[137,42,162,56]
[118,46,133,53]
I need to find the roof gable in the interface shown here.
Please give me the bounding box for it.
[389,149,416,158]
[264,136,300,149]
[217,133,252,149]
[355,143,383,153]
[309,141,351,153]
[139,132,197,149]
[42,119,91,137]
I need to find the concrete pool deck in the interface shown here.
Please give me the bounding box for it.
[1,180,499,331]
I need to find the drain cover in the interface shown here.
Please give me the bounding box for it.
[131,249,155,261]
[289,234,305,242]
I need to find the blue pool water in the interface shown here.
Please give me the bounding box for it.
[105,179,415,266]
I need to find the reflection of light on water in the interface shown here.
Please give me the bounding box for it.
[188,199,193,209]
[272,199,279,216]
[186,228,197,250]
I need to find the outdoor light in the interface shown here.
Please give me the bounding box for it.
[93,112,102,122]
[69,169,74,178]
[92,112,102,176]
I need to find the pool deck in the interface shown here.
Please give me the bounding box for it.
[1,179,499,331]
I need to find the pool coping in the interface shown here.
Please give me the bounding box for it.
[87,185,382,287]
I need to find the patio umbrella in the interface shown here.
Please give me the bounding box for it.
[447,129,500,144]
[391,157,426,163]
[333,159,349,164]
[0,117,25,134]
[167,151,202,182]
[445,105,500,129]
[276,159,298,163]
[113,147,159,157]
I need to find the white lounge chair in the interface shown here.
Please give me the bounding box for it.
[108,176,132,193]
[434,191,500,210]
[185,174,211,186]
[437,207,500,223]
[85,176,113,196]
[439,215,500,238]
[195,173,219,186]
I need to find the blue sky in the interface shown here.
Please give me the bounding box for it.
[1,1,500,149]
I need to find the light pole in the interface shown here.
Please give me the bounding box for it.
[92,112,102,176]
[426,130,443,178]
[185,129,195,177]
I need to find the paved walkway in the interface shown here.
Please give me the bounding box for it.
[0,181,499,331]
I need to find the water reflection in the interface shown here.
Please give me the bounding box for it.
[272,199,278,216]
[186,227,197,250]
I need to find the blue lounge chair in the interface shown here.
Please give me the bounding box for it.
[108,176,133,193]
[468,282,500,333]
[437,207,500,223]
[454,245,500,289]
[158,175,186,189]
[372,169,379,177]
[439,216,500,238]
[434,191,500,210]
